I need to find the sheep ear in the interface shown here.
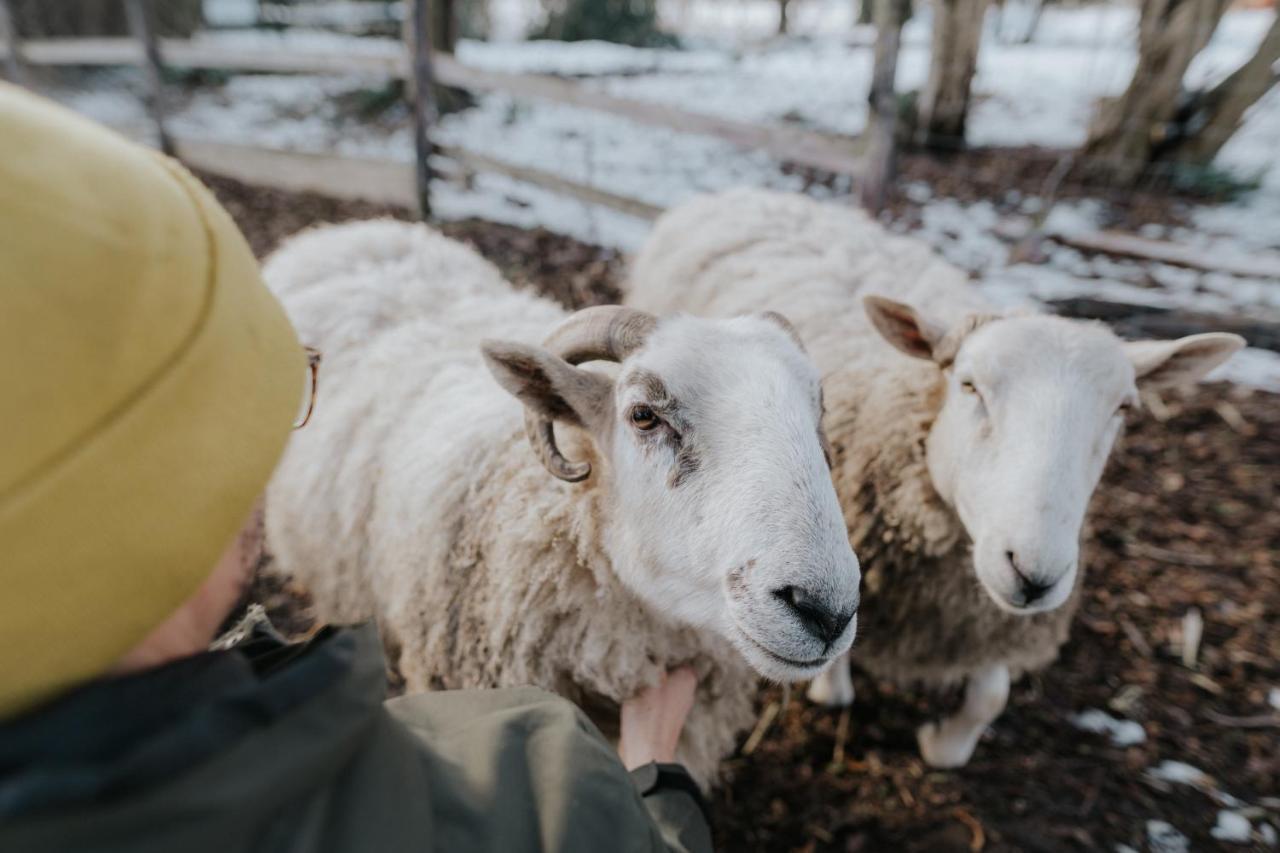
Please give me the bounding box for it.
[480,340,613,430]
[863,296,946,361]
[1123,333,1245,391]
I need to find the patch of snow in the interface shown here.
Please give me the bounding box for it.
[1269,688,1280,711]
[1147,760,1212,788]
[1072,709,1147,747]
[1147,820,1190,853]
[1207,348,1280,394]
[1211,811,1254,843]
[1260,823,1278,846]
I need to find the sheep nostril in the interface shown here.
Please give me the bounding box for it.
[1005,551,1054,606]
[1020,578,1053,605]
[773,586,852,645]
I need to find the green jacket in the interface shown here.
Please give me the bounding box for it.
[0,624,712,853]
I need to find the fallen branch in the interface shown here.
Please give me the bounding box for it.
[1048,229,1280,280]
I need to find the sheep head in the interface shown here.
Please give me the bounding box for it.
[865,295,1244,615]
[482,308,861,682]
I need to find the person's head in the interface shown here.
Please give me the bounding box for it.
[0,84,307,717]
[865,297,1242,615]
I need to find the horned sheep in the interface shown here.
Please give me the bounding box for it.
[262,219,861,787]
[627,189,1243,768]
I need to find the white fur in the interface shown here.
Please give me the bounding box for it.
[627,189,1243,766]
[263,219,860,786]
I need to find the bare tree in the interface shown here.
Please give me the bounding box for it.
[861,0,910,211]
[1081,0,1229,182]
[916,0,990,149]
[1160,13,1280,167]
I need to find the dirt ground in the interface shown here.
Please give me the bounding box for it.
[204,171,1279,853]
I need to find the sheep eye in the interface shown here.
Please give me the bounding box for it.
[630,405,659,431]
[1116,400,1133,418]
[960,380,979,396]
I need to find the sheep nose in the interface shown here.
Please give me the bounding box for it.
[773,586,854,645]
[1006,551,1054,606]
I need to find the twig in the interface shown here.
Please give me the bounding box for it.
[1203,710,1280,729]
[951,806,986,852]
[832,705,851,767]
[741,700,780,756]
[1128,542,1216,568]
[1118,615,1153,658]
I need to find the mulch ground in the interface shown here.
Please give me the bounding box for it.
[204,171,1279,853]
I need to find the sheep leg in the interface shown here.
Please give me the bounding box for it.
[806,651,855,707]
[916,664,1010,768]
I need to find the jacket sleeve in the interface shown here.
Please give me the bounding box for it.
[384,685,713,853]
[629,762,714,853]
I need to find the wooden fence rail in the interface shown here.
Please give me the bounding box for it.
[0,37,867,177]
[177,137,664,220]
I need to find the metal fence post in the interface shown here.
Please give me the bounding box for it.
[410,0,439,219]
[125,0,175,155]
[0,0,26,85]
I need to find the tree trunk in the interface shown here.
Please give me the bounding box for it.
[1161,13,1280,167]
[778,0,791,35]
[1081,0,1229,183]
[916,0,989,149]
[857,0,875,25]
[861,0,909,212]
[8,0,202,37]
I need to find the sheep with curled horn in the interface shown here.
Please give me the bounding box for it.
[262,219,861,787]
[626,189,1244,768]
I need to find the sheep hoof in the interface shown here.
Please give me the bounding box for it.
[806,671,854,707]
[916,721,977,768]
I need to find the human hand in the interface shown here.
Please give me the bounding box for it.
[618,666,698,771]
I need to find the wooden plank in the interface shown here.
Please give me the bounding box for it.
[176,138,662,221]
[431,55,867,177]
[1049,230,1280,281]
[4,37,866,176]
[436,144,663,220]
[177,140,419,207]
[1048,297,1280,352]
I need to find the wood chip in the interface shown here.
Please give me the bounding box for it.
[1182,607,1203,669]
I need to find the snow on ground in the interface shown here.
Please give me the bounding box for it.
[50,3,1280,389]
[1072,709,1147,747]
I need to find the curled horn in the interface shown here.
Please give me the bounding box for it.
[526,306,658,483]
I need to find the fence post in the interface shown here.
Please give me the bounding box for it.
[859,0,906,213]
[410,0,439,219]
[125,0,175,156]
[0,0,25,85]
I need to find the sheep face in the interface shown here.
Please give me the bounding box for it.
[865,297,1243,615]
[484,312,861,683]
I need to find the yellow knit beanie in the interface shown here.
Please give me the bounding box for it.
[0,84,304,717]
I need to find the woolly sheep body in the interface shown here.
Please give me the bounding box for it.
[263,220,756,786]
[627,190,1076,687]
